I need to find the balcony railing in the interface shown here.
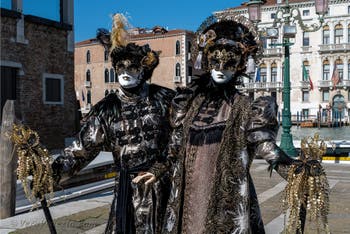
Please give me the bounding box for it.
[300,80,310,89]
[318,80,350,89]
[85,81,91,87]
[237,81,282,91]
[319,43,350,53]
[263,47,282,57]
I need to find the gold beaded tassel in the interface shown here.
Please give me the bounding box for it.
[11,124,54,207]
[282,133,330,234]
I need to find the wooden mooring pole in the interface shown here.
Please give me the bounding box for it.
[0,100,17,219]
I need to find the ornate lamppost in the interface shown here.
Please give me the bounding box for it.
[247,0,328,157]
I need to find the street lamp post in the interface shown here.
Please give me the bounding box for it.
[247,0,329,157]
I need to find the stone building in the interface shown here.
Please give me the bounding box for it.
[75,27,194,114]
[0,0,76,149]
[218,0,350,124]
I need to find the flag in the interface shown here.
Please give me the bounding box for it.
[255,67,261,82]
[302,64,313,90]
[81,90,85,102]
[331,63,340,88]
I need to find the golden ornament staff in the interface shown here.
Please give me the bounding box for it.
[282,133,330,234]
[11,124,57,234]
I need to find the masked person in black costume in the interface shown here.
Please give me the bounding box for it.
[52,14,174,234]
[162,15,295,234]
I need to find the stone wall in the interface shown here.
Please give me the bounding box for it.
[1,11,77,149]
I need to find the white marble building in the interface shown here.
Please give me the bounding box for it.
[217,0,350,124]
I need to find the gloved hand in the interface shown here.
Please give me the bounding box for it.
[132,172,156,186]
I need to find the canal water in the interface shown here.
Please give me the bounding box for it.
[276,126,350,141]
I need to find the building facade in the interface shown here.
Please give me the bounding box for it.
[0,0,77,149]
[75,27,194,114]
[218,0,350,124]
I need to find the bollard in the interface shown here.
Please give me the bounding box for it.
[0,100,17,219]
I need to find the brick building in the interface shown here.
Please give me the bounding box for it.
[0,0,77,149]
[75,27,194,113]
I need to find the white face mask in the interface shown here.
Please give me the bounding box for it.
[210,69,234,84]
[118,71,142,89]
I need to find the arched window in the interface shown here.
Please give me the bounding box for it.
[104,69,109,83]
[323,60,330,80]
[87,90,91,104]
[104,49,109,62]
[271,62,277,82]
[175,41,180,55]
[260,63,267,82]
[302,60,310,81]
[86,69,91,82]
[110,89,115,94]
[86,50,91,63]
[334,24,343,44]
[110,68,115,83]
[322,25,330,44]
[187,41,192,53]
[175,63,181,76]
[335,58,343,80]
[105,90,109,96]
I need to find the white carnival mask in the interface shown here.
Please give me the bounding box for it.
[116,59,143,89]
[210,69,234,84]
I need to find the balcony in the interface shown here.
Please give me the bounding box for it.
[300,80,311,90]
[318,80,350,90]
[319,43,350,54]
[173,76,181,83]
[85,81,91,87]
[237,82,282,91]
[263,47,282,57]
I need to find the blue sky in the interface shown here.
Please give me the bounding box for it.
[74,0,244,42]
[0,0,245,42]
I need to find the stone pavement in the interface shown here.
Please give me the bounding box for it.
[1,159,350,234]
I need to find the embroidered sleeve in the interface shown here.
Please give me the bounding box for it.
[246,96,293,179]
[52,114,108,185]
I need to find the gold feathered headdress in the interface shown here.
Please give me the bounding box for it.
[110,13,131,50]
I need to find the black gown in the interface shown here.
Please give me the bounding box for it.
[52,83,174,234]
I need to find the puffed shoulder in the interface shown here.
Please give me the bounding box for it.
[149,84,175,107]
[247,96,279,131]
[85,93,121,120]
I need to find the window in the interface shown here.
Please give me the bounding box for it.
[270,38,278,48]
[104,50,109,62]
[334,24,343,44]
[175,63,181,76]
[260,64,267,82]
[271,92,277,101]
[187,41,192,53]
[105,90,109,96]
[348,60,350,80]
[348,24,350,43]
[322,25,330,45]
[335,59,344,81]
[322,90,329,102]
[86,70,91,82]
[104,69,109,83]
[87,90,91,104]
[249,92,254,100]
[302,109,309,119]
[271,63,277,82]
[110,68,115,83]
[302,10,310,16]
[348,90,350,101]
[43,73,64,104]
[86,50,91,63]
[302,91,309,102]
[303,61,310,81]
[262,37,267,49]
[323,60,330,80]
[271,13,276,19]
[302,32,309,46]
[175,41,180,55]
[348,5,350,14]
[188,66,192,76]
